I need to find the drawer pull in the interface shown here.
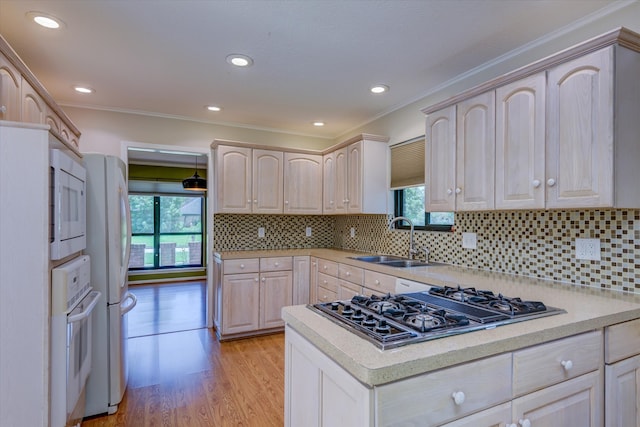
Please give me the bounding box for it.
[374,280,380,285]
[254,278,259,282]
[240,264,245,269]
[518,419,531,427]
[323,265,328,270]
[274,262,279,267]
[346,271,351,276]
[561,360,573,371]
[451,391,465,405]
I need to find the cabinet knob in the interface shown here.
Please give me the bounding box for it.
[561,360,573,371]
[346,271,350,276]
[446,188,453,195]
[261,277,266,282]
[518,419,531,427]
[323,265,328,270]
[374,280,380,285]
[451,391,465,405]
[255,278,259,282]
[345,199,350,203]
[274,262,279,267]
[285,200,289,204]
[247,199,252,204]
[329,200,334,205]
[0,105,6,114]
[240,264,245,269]
[547,178,556,187]
[532,179,541,188]
[455,187,462,194]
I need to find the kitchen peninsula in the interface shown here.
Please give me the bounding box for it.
[275,249,640,427]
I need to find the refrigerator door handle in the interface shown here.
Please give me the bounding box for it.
[118,168,132,288]
[120,291,137,315]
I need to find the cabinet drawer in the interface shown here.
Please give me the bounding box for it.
[513,330,602,396]
[260,256,293,272]
[224,258,260,274]
[317,272,339,293]
[605,318,640,364]
[317,285,338,303]
[376,353,512,426]
[338,263,363,285]
[317,259,339,277]
[339,279,362,300]
[363,270,395,294]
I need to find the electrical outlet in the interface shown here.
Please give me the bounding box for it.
[575,238,600,261]
[350,227,355,238]
[462,232,477,249]
[258,227,265,238]
[305,226,312,237]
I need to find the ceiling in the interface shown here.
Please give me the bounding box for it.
[0,0,622,141]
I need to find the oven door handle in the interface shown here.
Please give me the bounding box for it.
[67,291,102,323]
[120,291,138,315]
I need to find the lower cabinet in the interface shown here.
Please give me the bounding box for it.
[285,327,606,427]
[216,256,293,339]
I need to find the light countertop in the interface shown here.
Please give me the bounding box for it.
[217,248,640,387]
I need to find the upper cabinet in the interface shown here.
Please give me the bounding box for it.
[0,35,81,150]
[423,28,640,211]
[323,135,389,214]
[253,149,284,214]
[283,152,322,214]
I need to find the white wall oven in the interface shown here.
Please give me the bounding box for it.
[50,149,87,260]
[51,255,101,427]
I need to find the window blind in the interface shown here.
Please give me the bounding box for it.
[390,137,425,189]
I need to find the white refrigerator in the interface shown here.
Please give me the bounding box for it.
[82,153,137,416]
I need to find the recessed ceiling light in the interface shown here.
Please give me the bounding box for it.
[226,54,254,67]
[206,105,222,112]
[313,121,325,127]
[27,12,64,29]
[370,84,389,94]
[73,86,94,94]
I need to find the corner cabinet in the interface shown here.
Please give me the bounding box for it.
[424,32,640,211]
[322,134,389,214]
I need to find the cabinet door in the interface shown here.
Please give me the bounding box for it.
[21,78,45,125]
[334,147,348,214]
[216,145,252,213]
[511,371,602,427]
[322,153,336,214]
[456,91,495,211]
[309,257,318,304]
[495,73,546,210]
[546,47,614,208]
[260,270,293,329]
[293,256,310,305]
[425,105,456,212]
[439,402,512,427]
[346,141,362,213]
[222,273,260,334]
[0,55,21,121]
[253,149,283,213]
[284,153,322,214]
[605,354,640,427]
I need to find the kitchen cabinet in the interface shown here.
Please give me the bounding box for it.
[313,258,364,302]
[284,152,322,214]
[213,145,283,213]
[456,91,495,211]
[425,105,457,212]
[323,135,389,214]
[362,269,395,296]
[0,53,21,121]
[292,256,310,305]
[495,73,546,210]
[604,318,640,426]
[286,324,606,427]
[215,256,292,339]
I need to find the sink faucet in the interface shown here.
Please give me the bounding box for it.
[388,216,418,259]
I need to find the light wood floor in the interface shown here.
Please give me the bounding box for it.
[82,281,285,427]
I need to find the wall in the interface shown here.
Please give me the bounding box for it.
[334,210,640,294]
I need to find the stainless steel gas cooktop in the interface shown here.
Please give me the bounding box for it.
[309,285,565,350]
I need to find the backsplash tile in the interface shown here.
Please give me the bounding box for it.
[214,209,639,295]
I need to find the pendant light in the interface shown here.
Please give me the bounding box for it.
[182,156,207,191]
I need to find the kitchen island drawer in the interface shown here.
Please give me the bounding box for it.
[224,258,260,274]
[605,318,640,363]
[317,272,339,293]
[376,353,512,426]
[363,270,395,294]
[317,285,338,303]
[513,330,602,396]
[317,259,339,277]
[260,256,293,272]
[338,263,363,285]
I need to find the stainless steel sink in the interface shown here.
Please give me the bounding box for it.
[349,255,405,263]
[349,255,445,268]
